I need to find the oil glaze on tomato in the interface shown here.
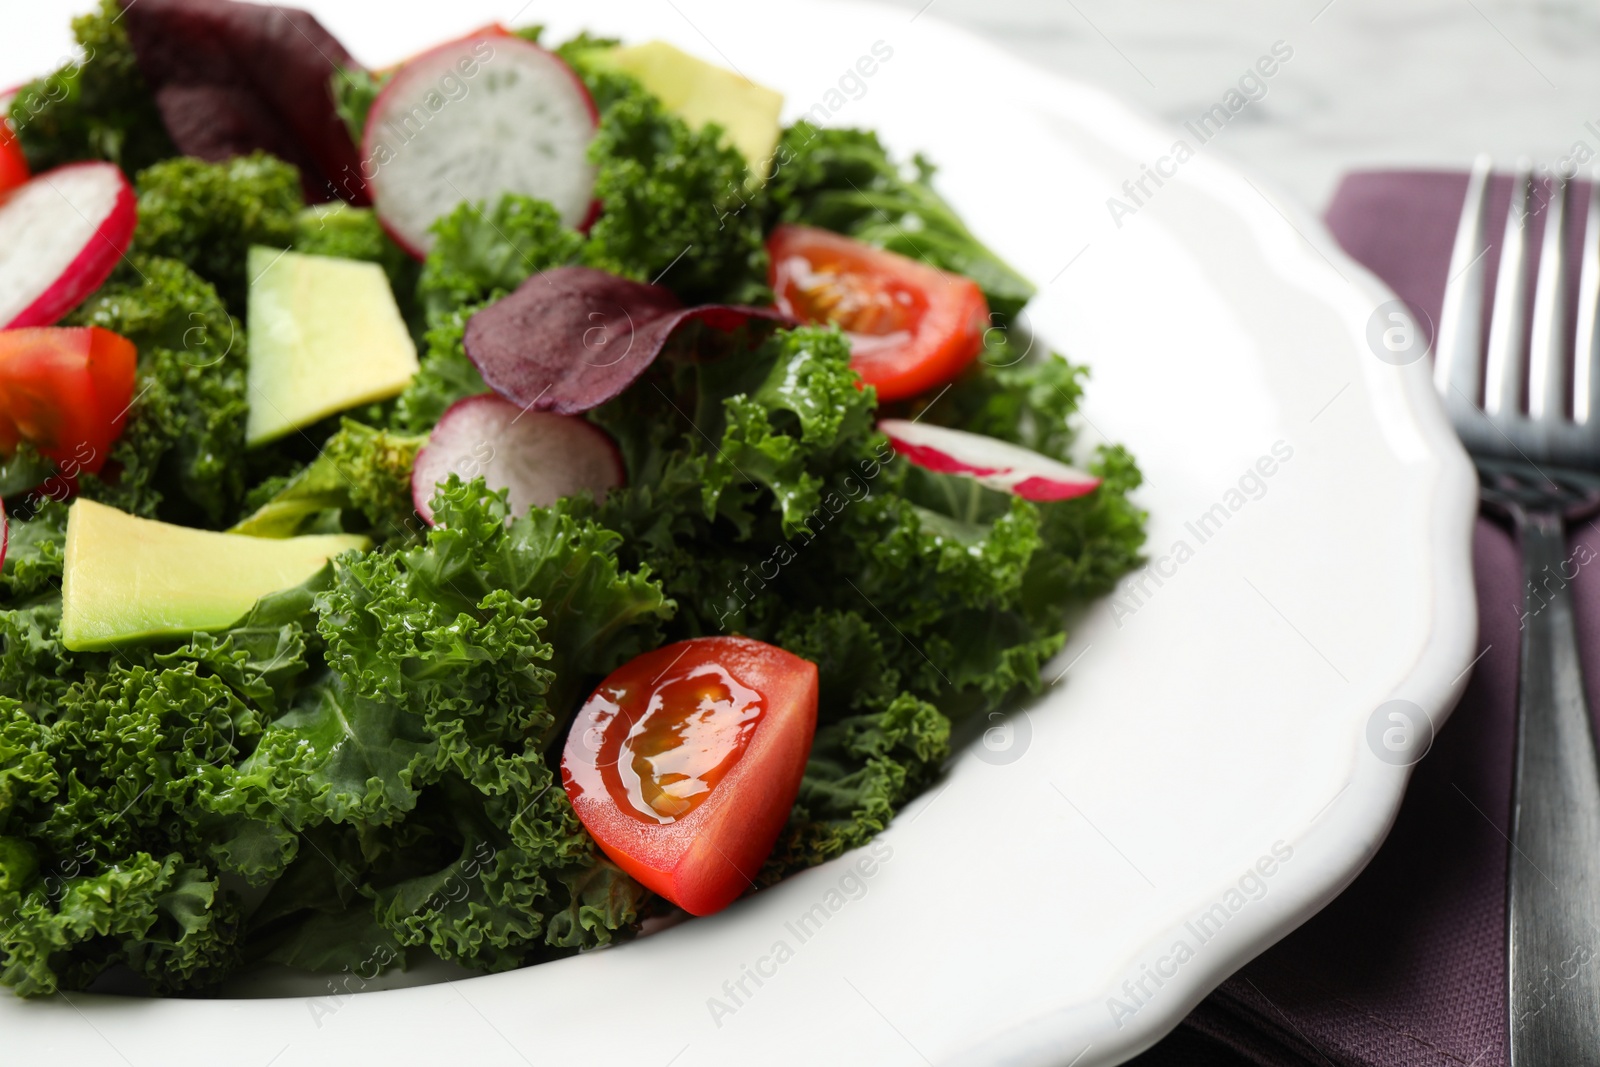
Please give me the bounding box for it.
[562,636,819,916]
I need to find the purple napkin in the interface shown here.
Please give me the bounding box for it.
[1131,170,1600,1067]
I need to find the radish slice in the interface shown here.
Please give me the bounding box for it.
[412,393,625,525]
[0,162,136,329]
[364,35,597,259]
[879,419,1101,502]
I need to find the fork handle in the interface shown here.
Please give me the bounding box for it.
[1509,509,1600,1064]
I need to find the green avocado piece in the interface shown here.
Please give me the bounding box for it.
[60,498,369,651]
[245,246,419,446]
[604,40,784,176]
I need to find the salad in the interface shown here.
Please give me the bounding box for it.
[0,0,1146,997]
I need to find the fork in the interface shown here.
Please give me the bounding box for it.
[1434,155,1600,1064]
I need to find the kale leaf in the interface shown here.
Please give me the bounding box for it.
[67,255,251,525]
[0,482,671,996]
[231,420,425,541]
[416,195,585,328]
[564,57,769,305]
[589,323,1144,875]
[131,153,303,314]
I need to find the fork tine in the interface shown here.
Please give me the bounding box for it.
[1529,174,1573,420]
[1435,155,1493,404]
[1576,169,1600,424]
[1485,160,1535,417]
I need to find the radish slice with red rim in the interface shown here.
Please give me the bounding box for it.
[412,393,625,525]
[0,162,136,329]
[879,418,1101,502]
[364,35,597,258]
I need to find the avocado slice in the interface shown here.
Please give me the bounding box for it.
[604,41,783,177]
[245,246,419,446]
[60,498,368,651]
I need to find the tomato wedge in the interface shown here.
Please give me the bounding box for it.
[767,223,989,402]
[0,116,27,197]
[0,327,137,475]
[562,636,819,916]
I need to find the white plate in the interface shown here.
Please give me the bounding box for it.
[1,2,1477,1064]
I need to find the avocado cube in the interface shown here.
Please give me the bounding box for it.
[60,498,369,651]
[245,246,419,446]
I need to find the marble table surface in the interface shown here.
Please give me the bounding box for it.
[858,0,1600,212]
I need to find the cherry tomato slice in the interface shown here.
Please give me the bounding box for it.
[767,223,989,402]
[562,636,819,916]
[0,327,137,475]
[0,118,27,198]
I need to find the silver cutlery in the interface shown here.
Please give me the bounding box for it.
[1435,154,1600,1065]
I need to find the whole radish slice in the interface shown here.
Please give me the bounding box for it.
[412,393,625,525]
[364,35,597,258]
[879,419,1101,502]
[0,163,136,328]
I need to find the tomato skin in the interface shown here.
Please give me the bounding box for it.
[562,636,819,916]
[767,224,989,402]
[0,327,137,475]
[0,119,27,197]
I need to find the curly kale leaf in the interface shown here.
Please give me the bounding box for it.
[589,321,1143,875]
[417,195,585,328]
[391,305,489,434]
[131,153,303,313]
[563,58,768,305]
[767,123,1035,318]
[67,256,250,525]
[593,324,876,546]
[411,481,675,727]
[0,503,67,602]
[0,647,277,996]
[227,482,667,965]
[0,851,239,997]
[231,420,425,541]
[0,479,674,995]
[5,0,174,176]
[763,693,949,879]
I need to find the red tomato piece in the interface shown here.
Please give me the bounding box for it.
[562,636,819,916]
[0,327,137,475]
[767,223,989,402]
[0,119,27,197]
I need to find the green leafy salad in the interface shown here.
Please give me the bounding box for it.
[0,1,1145,997]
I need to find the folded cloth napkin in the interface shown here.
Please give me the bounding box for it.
[1130,170,1600,1067]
